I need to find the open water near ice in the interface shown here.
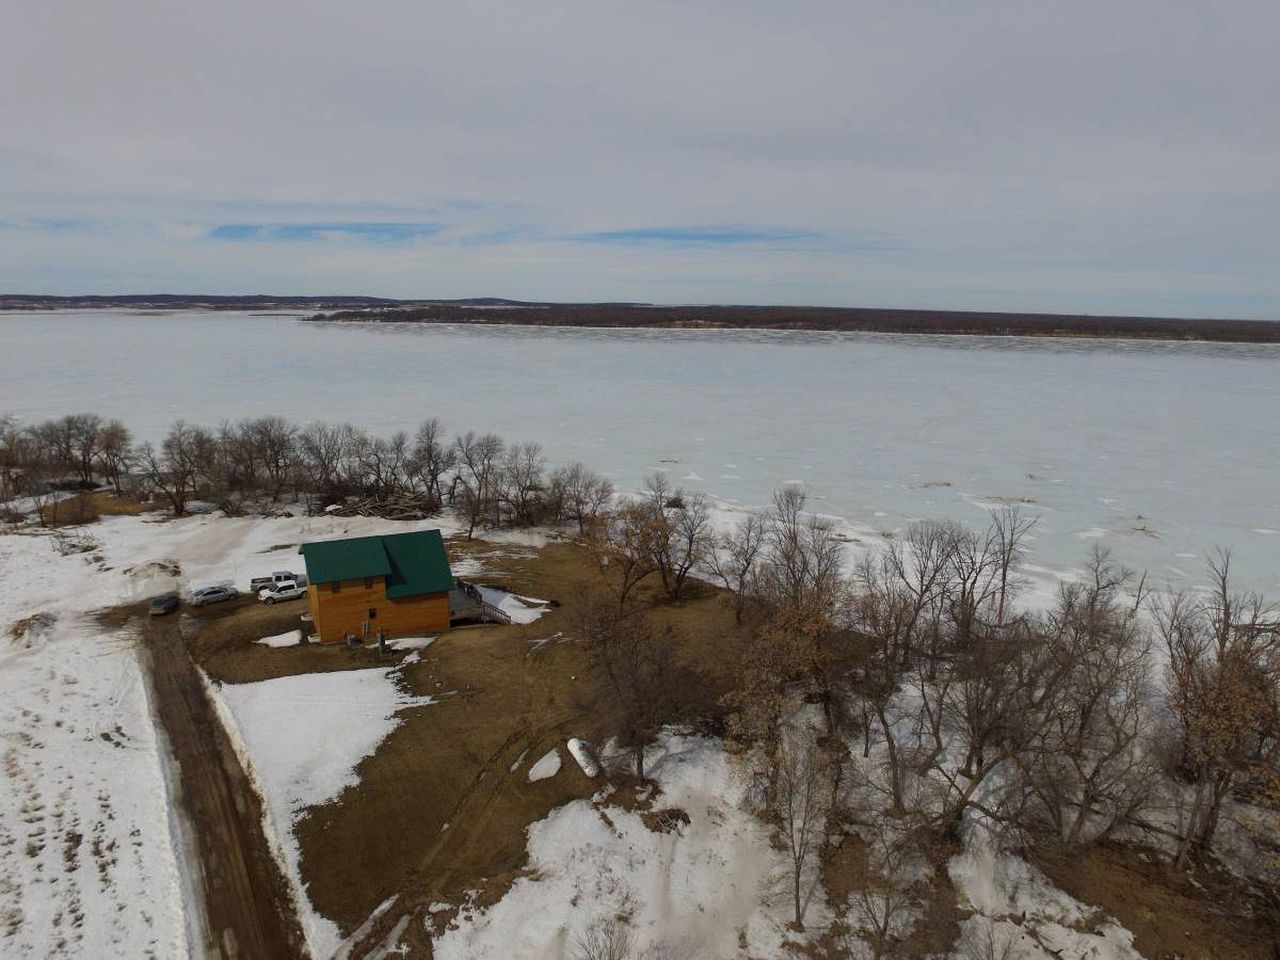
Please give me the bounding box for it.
[2,310,1277,592]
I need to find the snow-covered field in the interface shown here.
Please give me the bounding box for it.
[0,537,194,958]
[2,310,1278,593]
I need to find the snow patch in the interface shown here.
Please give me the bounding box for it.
[385,635,436,651]
[527,748,562,782]
[949,820,1143,960]
[435,734,793,960]
[475,585,553,625]
[257,629,302,648]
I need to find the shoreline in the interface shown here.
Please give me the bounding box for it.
[305,307,1280,343]
[2,296,1277,343]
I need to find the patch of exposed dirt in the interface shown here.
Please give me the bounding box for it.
[139,611,308,959]
[816,830,964,958]
[1032,842,1278,960]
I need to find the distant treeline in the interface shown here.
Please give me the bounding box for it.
[310,302,1280,343]
[5,294,1275,342]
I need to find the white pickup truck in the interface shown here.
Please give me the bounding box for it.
[258,580,308,604]
[249,570,308,592]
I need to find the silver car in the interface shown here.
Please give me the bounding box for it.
[190,585,240,607]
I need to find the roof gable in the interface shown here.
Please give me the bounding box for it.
[299,529,452,597]
[382,530,455,598]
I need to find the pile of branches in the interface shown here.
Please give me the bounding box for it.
[320,492,441,521]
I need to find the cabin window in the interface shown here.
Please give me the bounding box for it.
[368,607,377,620]
[364,576,374,589]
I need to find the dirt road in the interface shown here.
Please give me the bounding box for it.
[141,612,308,960]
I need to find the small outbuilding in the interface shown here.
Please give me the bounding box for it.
[299,529,453,644]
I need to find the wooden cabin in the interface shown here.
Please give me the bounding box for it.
[299,530,453,644]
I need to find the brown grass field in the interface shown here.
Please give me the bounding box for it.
[187,536,748,954]
[168,535,1277,958]
[36,490,165,526]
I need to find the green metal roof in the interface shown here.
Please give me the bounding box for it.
[299,529,453,598]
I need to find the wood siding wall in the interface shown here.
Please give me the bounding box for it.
[307,577,450,644]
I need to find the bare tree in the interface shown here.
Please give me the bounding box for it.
[551,461,615,533]
[27,418,71,487]
[408,417,456,510]
[757,486,844,611]
[641,475,713,602]
[252,415,298,500]
[351,430,411,503]
[1156,550,1279,865]
[722,609,802,761]
[989,507,1036,626]
[848,512,1042,824]
[958,922,1019,960]
[0,414,25,503]
[1014,551,1154,849]
[298,421,355,502]
[775,725,830,930]
[66,413,103,487]
[139,420,211,516]
[587,500,664,609]
[20,457,60,528]
[709,510,768,622]
[850,549,942,814]
[95,418,133,493]
[455,431,504,536]
[575,588,679,781]
[226,418,261,495]
[848,832,922,960]
[499,441,547,526]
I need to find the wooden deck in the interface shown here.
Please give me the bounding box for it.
[449,581,512,625]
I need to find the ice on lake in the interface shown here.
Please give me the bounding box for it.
[1,309,1277,592]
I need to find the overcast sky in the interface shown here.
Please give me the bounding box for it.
[3,1,1277,316]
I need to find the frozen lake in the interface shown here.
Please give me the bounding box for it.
[2,310,1277,593]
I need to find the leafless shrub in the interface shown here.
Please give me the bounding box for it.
[958,922,1019,960]
[573,916,634,960]
[844,829,924,960]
